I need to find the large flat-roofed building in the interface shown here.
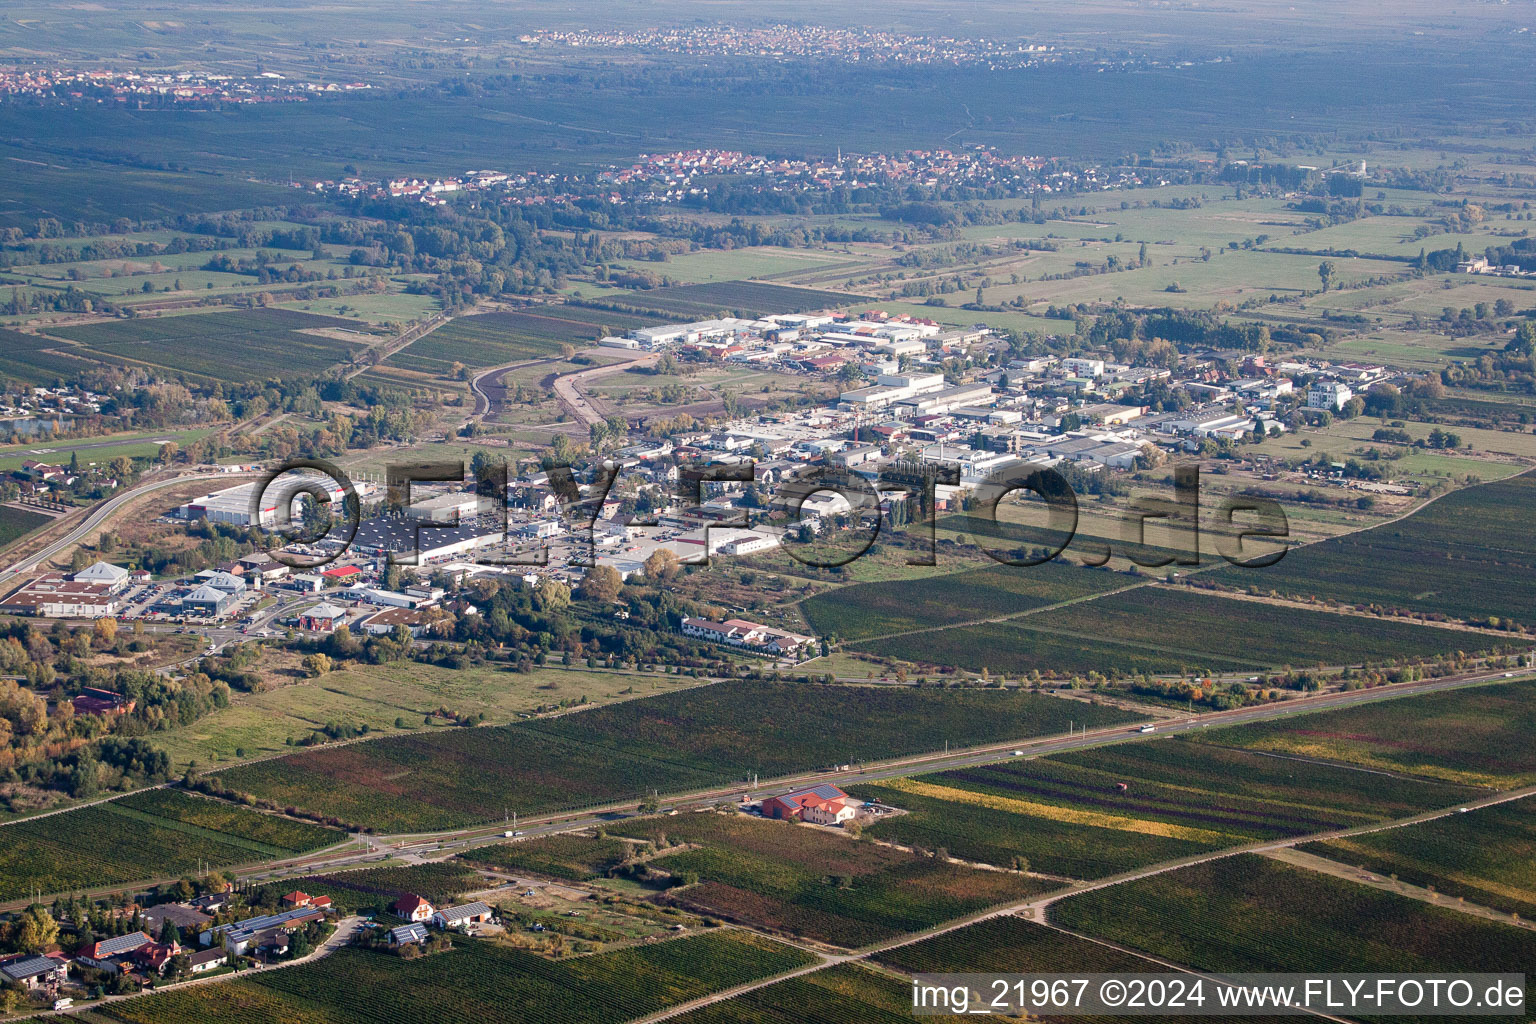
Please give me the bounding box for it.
[0,574,121,618]
[176,473,358,528]
[330,515,514,562]
[631,318,760,350]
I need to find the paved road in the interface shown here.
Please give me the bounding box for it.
[258,664,1530,873]
[0,470,237,591]
[552,351,658,427]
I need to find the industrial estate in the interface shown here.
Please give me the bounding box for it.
[0,1,1534,1021]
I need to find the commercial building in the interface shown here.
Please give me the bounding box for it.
[762,784,860,825]
[1307,381,1354,411]
[0,574,122,618]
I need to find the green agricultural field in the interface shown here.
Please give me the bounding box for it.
[1201,677,1536,788]
[114,789,344,854]
[880,917,1300,1024]
[149,660,693,770]
[43,308,371,383]
[0,504,50,549]
[1051,854,1536,1017]
[0,327,110,384]
[1020,588,1505,667]
[852,619,1253,678]
[848,737,1475,879]
[212,681,1138,832]
[881,914,1163,974]
[799,561,1128,642]
[250,862,483,915]
[1302,798,1536,918]
[610,247,867,285]
[0,790,345,901]
[855,584,1513,677]
[1208,471,1536,627]
[385,307,664,376]
[669,963,967,1024]
[460,833,633,882]
[580,280,853,320]
[98,931,816,1024]
[610,812,1049,947]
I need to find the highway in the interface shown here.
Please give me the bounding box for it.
[0,470,240,591]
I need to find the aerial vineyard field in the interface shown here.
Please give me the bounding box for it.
[611,812,1048,947]
[855,619,1250,677]
[1208,470,1536,627]
[45,308,369,382]
[799,561,1127,641]
[100,931,816,1024]
[1051,853,1536,1017]
[215,681,1137,831]
[848,738,1475,878]
[251,861,483,914]
[387,307,668,375]
[853,586,1498,677]
[1022,587,1504,667]
[879,914,1161,974]
[0,327,107,385]
[0,790,339,901]
[669,963,967,1024]
[459,833,633,881]
[1303,797,1536,918]
[0,504,50,548]
[115,789,344,854]
[1200,677,1536,787]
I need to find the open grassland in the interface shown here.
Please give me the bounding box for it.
[799,561,1127,642]
[1051,854,1536,1019]
[849,738,1475,879]
[1209,471,1536,627]
[0,790,344,901]
[460,833,634,882]
[386,307,665,376]
[577,281,852,320]
[607,247,872,286]
[1201,677,1536,788]
[212,682,1138,832]
[669,963,966,1024]
[98,931,816,1024]
[611,812,1049,948]
[1302,798,1536,918]
[852,584,1508,677]
[149,660,691,770]
[43,308,369,382]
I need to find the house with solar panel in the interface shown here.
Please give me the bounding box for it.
[0,954,68,994]
[431,901,494,932]
[200,903,330,956]
[388,923,429,947]
[75,931,153,973]
[761,783,861,826]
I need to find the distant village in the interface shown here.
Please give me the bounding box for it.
[305,145,1157,209]
[0,67,372,106]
